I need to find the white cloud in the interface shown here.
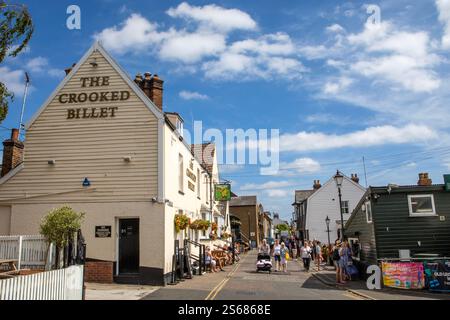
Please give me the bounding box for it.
[436,0,450,49]
[326,24,345,33]
[281,158,321,174]
[26,57,48,72]
[240,180,293,191]
[265,189,289,197]
[0,66,26,96]
[94,13,164,55]
[179,90,209,100]
[159,32,226,63]
[166,2,257,32]
[279,124,438,152]
[203,33,305,81]
[94,9,303,82]
[323,77,353,94]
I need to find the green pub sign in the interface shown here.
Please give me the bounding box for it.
[214,184,231,201]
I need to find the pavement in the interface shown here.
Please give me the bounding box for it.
[309,263,450,300]
[85,282,160,300]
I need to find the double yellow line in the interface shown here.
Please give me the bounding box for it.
[205,256,243,300]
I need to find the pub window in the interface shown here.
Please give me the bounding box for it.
[341,201,349,214]
[178,154,184,193]
[408,194,436,216]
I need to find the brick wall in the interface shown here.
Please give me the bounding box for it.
[84,261,113,283]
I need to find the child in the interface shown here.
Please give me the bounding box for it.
[280,242,288,273]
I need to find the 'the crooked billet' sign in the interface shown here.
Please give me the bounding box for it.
[61,76,130,119]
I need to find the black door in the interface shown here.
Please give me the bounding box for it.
[119,219,139,274]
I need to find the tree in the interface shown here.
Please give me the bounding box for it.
[275,223,289,233]
[0,1,34,123]
[39,206,85,269]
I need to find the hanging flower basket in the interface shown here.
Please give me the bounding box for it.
[174,213,190,233]
[221,232,231,240]
[190,219,211,231]
[211,222,218,232]
[209,233,218,240]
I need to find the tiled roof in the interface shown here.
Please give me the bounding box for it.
[293,189,315,203]
[191,142,215,174]
[230,195,257,206]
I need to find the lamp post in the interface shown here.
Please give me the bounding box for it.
[334,170,345,241]
[325,215,331,247]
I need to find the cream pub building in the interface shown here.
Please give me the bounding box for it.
[0,42,230,285]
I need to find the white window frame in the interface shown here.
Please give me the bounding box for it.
[365,201,373,223]
[341,200,350,214]
[407,194,437,217]
[197,168,201,199]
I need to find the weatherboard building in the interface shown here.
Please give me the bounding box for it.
[0,42,230,285]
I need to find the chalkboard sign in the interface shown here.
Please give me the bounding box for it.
[95,226,111,238]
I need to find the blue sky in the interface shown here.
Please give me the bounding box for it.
[1,0,450,220]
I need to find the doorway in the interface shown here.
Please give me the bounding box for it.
[119,218,139,274]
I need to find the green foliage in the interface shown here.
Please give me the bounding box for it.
[39,206,85,248]
[276,223,289,232]
[0,1,33,123]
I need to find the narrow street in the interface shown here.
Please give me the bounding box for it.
[143,251,365,300]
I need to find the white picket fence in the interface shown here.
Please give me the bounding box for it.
[0,235,52,270]
[0,265,84,300]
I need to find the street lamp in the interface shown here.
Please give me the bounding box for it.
[325,215,331,247]
[334,170,345,241]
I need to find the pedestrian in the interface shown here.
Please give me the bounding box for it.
[315,241,322,271]
[300,241,312,272]
[332,240,345,284]
[205,247,219,272]
[259,239,270,255]
[339,240,351,282]
[279,242,288,272]
[291,238,298,261]
[273,239,281,272]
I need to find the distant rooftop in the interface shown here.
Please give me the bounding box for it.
[230,195,257,206]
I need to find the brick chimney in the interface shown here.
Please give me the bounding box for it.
[1,129,24,177]
[135,72,163,110]
[313,180,322,190]
[418,172,432,186]
[351,174,360,184]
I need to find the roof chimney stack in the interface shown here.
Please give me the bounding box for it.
[418,172,432,186]
[351,174,360,184]
[1,128,24,177]
[139,72,163,111]
[313,180,322,190]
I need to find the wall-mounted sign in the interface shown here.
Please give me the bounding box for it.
[186,168,196,182]
[60,76,131,120]
[214,184,231,201]
[95,225,111,238]
[424,260,450,292]
[381,262,425,289]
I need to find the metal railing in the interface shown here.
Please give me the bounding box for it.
[184,239,206,275]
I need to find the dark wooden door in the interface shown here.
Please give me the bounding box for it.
[119,219,139,274]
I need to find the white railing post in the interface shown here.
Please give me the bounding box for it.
[17,236,23,270]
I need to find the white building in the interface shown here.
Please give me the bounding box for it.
[0,42,230,285]
[304,173,366,244]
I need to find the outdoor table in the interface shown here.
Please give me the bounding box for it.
[0,259,18,272]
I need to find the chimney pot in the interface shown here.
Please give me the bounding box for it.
[418,172,432,186]
[313,180,322,190]
[351,173,360,184]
